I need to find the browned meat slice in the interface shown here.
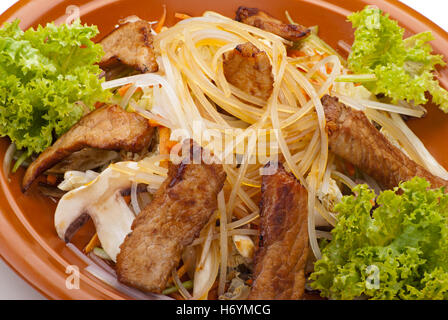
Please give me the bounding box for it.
[22,105,154,191]
[223,42,274,101]
[116,142,226,293]
[249,162,309,300]
[322,95,448,189]
[99,20,158,73]
[236,6,310,41]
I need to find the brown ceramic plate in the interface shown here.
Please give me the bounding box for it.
[1,0,448,300]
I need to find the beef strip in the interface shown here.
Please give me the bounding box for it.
[99,20,158,73]
[249,162,309,300]
[322,94,448,189]
[22,105,154,191]
[223,42,274,102]
[235,6,310,41]
[116,141,226,293]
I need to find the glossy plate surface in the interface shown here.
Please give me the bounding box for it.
[0,0,448,299]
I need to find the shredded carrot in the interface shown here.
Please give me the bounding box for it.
[148,119,161,127]
[84,233,100,253]
[118,83,133,97]
[154,5,167,33]
[288,50,307,58]
[313,49,329,59]
[326,63,333,74]
[310,78,321,86]
[118,84,142,97]
[46,174,57,185]
[167,264,189,284]
[316,70,328,80]
[177,264,188,280]
[166,140,178,150]
[300,87,309,100]
[94,101,106,109]
[159,127,172,154]
[159,127,176,168]
[123,195,131,204]
[174,12,192,20]
[245,279,253,285]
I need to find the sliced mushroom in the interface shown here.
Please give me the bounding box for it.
[54,163,138,262]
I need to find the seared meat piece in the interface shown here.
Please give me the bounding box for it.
[116,142,226,293]
[249,162,309,300]
[22,105,154,191]
[223,42,274,101]
[236,6,310,41]
[99,20,158,73]
[322,95,448,189]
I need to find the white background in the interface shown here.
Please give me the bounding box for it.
[0,0,447,300]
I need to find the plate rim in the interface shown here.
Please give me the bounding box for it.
[0,0,447,300]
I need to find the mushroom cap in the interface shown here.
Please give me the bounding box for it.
[55,164,137,261]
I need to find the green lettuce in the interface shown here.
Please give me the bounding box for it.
[0,19,109,158]
[347,6,448,112]
[310,177,448,300]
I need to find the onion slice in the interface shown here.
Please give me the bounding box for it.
[130,181,141,216]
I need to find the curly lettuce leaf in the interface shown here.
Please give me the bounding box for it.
[0,19,109,157]
[310,177,448,300]
[347,6,448,112]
